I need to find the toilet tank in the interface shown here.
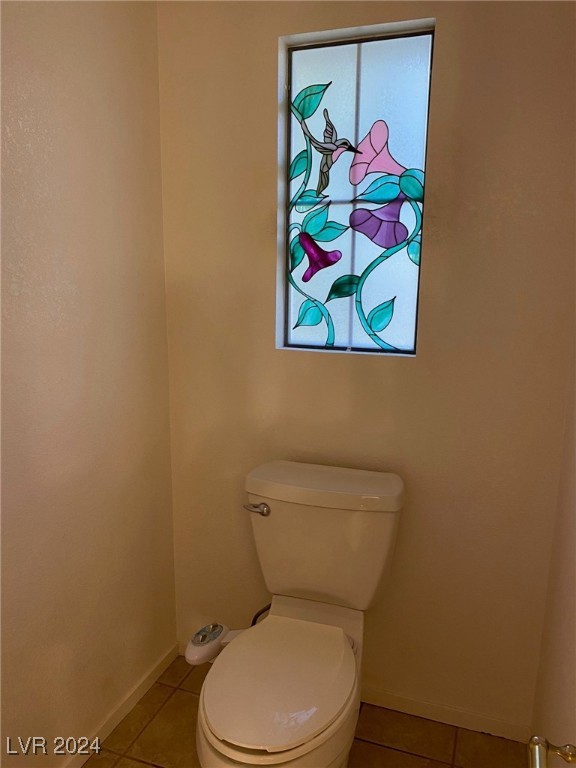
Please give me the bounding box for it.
[246,461,404,611]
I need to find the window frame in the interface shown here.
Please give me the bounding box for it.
[276,18,435,356]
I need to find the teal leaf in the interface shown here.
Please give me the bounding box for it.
[407,235,421,266]
[295,190,326,213]
[399,169,425,201]
[289,150,308,181]
[293,83,331,120]
[367,298,396,333]
[355,175,401,204]
[326,274,359,302]
[294,299,323,328]
[289,235,305,271]
[314,221,348,242]
[302,204,329,236]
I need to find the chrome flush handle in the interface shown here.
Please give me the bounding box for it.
[243,502,271,517]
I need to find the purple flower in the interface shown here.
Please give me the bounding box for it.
[349,197,408,248]
[299,232,342,282]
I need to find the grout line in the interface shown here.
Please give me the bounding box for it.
[102,750,121,768]
[177,664,207,693]
[179,690,200,699]
[177,669,195,690]
[120,684,179,758]
[353,737,452,765]
[116,755,166,768]
[452,727,460,767]
[115,662,198,764]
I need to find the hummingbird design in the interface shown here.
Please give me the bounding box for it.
[299,109,360,196]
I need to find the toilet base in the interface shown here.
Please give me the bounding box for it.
[196,718,354,768]
[195,597,363,768]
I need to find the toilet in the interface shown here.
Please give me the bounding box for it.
[196,460,404,768]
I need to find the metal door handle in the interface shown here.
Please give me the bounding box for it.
[243,503,271,516]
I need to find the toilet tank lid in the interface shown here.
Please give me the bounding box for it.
[246,461,404,512]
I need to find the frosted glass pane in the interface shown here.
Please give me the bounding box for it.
[290,45,357,203]
[358,35,432,176]
[282,29,432,355]
[351,230,419,352]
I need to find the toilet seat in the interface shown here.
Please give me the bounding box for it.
[202,615,356,754]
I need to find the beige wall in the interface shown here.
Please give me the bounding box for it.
[157,1,575,740]
[1,3,176,763]
[2,0,574,754]
[533,368,575,743]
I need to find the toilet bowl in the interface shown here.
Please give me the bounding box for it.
[194,461,404,767]
[196,601,361,767]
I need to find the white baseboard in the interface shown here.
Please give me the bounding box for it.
[361,684,531,744]
[64,644,179,768]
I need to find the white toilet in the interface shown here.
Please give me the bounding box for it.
[196,460,404,768]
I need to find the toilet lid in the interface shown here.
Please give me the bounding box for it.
[202,615,356,753]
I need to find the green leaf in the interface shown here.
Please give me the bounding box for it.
[302,204,329,236]
[356,175,400,204]
[367,298,396,333]
[399,169,424,201]
[294,299,323,328]
[289,150,308,181]
[295,190,326,213]
[314,222,348,242]
[407,236,421,266]
[326,274,359,302]
[293,83,331,120]
[289,236,306,271]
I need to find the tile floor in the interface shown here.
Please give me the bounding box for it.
[87,656,528,768]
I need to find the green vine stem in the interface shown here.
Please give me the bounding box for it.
[287,106,334,346]
[289,105,313,213]
[287,222,302,237]
[288,272,335,347]
[355,199,423,351]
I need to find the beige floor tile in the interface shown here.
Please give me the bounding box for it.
[356,706,456,763]
[180,663,211,694]
[454,729,527,768]
[350,739,451,767]
[128,689,200,768]
[83,750,120,768]
[156,655,192,688]
[103,683,173,753]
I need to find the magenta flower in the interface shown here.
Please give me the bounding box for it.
[349,197,408,249]
[349,121,406,186]
[298,232,342,282]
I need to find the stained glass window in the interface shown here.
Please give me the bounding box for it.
[277,21,434,354]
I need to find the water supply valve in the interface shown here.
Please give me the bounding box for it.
[185,623,244,666]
